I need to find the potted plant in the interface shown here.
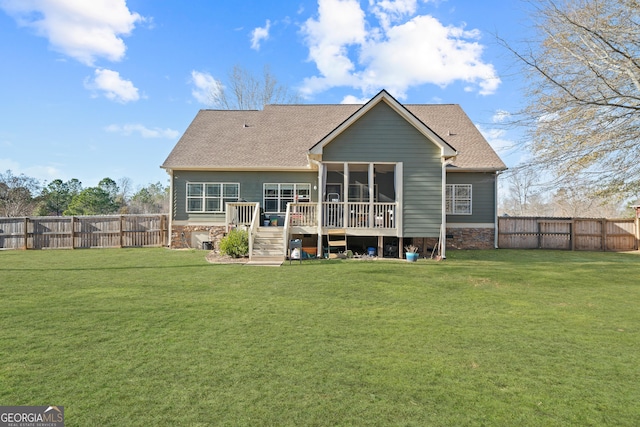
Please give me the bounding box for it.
[404,244,419,262]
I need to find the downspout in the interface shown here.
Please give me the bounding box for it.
[168,168,174,248]
[310,159,323,257]
[494,171,502,249]
[441,158,455,259]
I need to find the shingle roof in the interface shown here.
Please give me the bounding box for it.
[162,101,506,171]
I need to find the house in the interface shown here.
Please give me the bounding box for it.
[161,90,506,260]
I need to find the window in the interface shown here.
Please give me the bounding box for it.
[263,183,311,213]
[446,184,472,215]
[186,183,239,213]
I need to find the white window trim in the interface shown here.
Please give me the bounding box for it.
[263,183,312,214]
[186,182,240,213]
[446,184,472,215]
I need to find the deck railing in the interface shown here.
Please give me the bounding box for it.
[247,203,260,258]
[292,202,396,229]
[288,203,318,227]
[225,202,258,232]
[227,201,397,234]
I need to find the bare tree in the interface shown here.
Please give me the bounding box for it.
[0,170,41,217]
[209,65,301,110]
[502,0,640,197]
[500,168,549,216]
[551,185,626,217]
[117,177,133,206]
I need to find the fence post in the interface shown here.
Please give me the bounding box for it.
[120,215,125,248]
[71,216,76,249]
[570,220,575,251]
[23,217,28,250]
[161,214,167,247]
[601,218,607,252]
[537,221,541,249]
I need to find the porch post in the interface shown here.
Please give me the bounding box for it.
[343,163,349,228]
[368,163,374,229]
[317,163,324,257]
[395,162,403,235]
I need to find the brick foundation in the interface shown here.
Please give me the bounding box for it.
[409,227,495,252]
[170,225,226,250]
[446,227,495,249]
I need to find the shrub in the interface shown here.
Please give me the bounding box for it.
[219,229,249,258]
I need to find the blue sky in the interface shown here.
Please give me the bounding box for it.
[0,0,531,189]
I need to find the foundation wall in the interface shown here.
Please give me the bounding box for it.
[170,224,495,252]
[170,224,226,250]
[410,227,495,253]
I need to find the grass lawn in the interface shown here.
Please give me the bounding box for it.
[1,248,639,426]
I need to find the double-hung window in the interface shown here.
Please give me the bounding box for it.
[446,184,472,215]
[186,183,239,212]
[263,183,311,213]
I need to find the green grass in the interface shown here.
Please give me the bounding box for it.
[1,248,639,426]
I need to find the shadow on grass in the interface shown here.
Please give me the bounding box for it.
[0,263,214,272]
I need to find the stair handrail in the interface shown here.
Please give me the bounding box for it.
[283,202,292,259]
[248,202,260,260]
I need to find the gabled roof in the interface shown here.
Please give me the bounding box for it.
[309,90,457,158]
[161,91,506,172]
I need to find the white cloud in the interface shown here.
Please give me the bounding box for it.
[84,68,140,103]
[0,158,21,172]
[476,123,513,155]
[0,0,144,66]
[341,94,369,104]
[371,0,418,29]
[301,0,500,98]
[301,0,368,94]
[105,124,179,139]
[0,158,62,182]
[190,70,220,105]
[250,19,271,50]
[492,109,511,123]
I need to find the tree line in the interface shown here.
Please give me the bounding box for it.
[0,170,169,217]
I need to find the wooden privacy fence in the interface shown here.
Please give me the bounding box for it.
[0,215,168,250]
[498,217,638,251]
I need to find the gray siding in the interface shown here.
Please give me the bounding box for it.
[172,170,317,222]
[322,102,443,237]
[446,172,496,224]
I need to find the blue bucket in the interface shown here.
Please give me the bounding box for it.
[367,247,376,256]
[406,252,419,262]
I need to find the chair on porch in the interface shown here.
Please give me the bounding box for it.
[326,229,347,259]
